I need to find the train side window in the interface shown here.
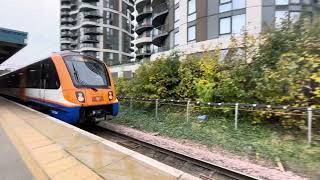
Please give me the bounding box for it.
[26,63,41,88]
[43,58,60,89]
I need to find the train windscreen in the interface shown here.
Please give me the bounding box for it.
[63,55,111,88]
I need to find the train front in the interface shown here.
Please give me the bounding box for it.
[60,54,119,124]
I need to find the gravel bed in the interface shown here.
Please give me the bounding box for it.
[99,122,307,180]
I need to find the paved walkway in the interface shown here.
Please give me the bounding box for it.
[0,125,34,180]
[0,97,197,180]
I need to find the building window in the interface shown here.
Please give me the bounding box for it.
[303,0,311,5]
[104,52,119,66]
[233,0,246,9]
[232,14,246,35]
[220,49,229,62]
[122,17,131,32]
[219,0,245,13]
[219,14,246,36]
[122,33,132,53]
[104,0,118,10]
[290,0,300,3]
[174,31,179,47]
[105,28,119,50]
[219,17,231,35]
[174,6,180,28]
[290,11,301,23]
[187,25,196,42]
[105,12,119,27]
[111,72,118,79]
[188,0,196,22]
[123,71,133,79]
[275,0,289,5]
[275,11,289,26]
[219,0,232,12]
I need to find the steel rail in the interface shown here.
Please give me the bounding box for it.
[82,125,260,180]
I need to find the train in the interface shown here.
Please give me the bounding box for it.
[0,52,119,124]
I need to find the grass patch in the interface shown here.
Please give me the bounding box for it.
[111,102,320,178]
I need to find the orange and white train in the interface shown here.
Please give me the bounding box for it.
[0,52,119,124]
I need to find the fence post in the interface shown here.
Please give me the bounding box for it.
[307,108,313,145]
[129,97,133,113]
[155,99,159,121]
[186,100,191,123]
[234,103,239,130]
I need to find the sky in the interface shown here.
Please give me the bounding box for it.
[0,0,60,70]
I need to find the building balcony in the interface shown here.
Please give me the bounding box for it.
[82,0,99,3]
[82,51,99,59]
[81,18,100,27]
[61,4,71,10]
[152,45,170,54]
[136,48,152,59]
[70,31,79,38]
[80,2,99,10]
[80,43,100,50]
[152,24,169,46]
[61,38,74,44]
[83,11,102,18]
[61,11,70,17]
[70,3,78,10]
[152,2,168,27]
[136,7,152,22]
[81,36,99,43]
[70,42,78,47]
[136,35,152,47]
[61,17,74,25]
[61,44,72,51]
[152,0,166,7]
[83,28,102,35]
[136,0,151,10]
[135,22,152,34]
[60,24,73,30]
[61,31,73,38]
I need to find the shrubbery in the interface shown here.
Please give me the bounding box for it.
[115,18,320,128]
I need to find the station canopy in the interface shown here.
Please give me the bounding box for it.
[0,27,28,64]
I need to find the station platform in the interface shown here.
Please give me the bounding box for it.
[0,97,197,180]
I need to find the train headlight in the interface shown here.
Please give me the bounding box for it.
[108,91,113,100]
[76,92,85,103]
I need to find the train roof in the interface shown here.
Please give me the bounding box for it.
[0,51,100,78]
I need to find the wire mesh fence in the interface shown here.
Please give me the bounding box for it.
[112,96,320,178]
[117,96,320,144]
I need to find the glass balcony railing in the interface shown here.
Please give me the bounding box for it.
[83,28,102,34]
[152,2,168,17]
[137,48,152,55]
[152,24,169,37]
[83,11,102,18]
[80,43,100,49]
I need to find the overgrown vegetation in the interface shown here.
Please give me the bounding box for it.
[115,17,320,128]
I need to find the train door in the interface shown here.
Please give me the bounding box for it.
[40,59,53,102]
[39,63,46,102]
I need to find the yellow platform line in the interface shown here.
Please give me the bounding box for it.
[0,106,103,180]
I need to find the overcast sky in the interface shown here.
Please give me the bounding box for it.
[0,0,60,70]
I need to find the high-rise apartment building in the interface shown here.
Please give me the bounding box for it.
[144,0,319,60]
[61,0,319,78]
[60,0,135,68]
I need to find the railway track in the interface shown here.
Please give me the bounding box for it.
[80,125,259,180]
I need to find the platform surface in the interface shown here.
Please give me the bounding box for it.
[0,97,197,180]
[0,125,34,180]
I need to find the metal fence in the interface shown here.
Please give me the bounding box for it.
[118,96,320,145]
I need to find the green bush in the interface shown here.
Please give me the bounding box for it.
[115,17,320,128]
